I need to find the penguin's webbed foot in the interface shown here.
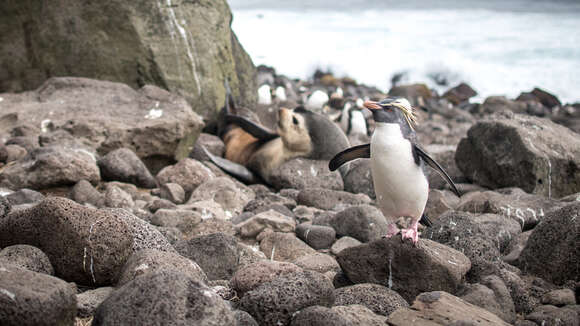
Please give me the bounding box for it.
[400,227,419,246]
[382,223,401,239]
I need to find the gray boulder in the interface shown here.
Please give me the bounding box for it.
[295,223,336,249]
[290,305,388,326]
[259,232,317,262]
[0,244,54,275]
[93,269,235,325]
[70,180,105,207]
[174,232,239,280]
[77,287,114,318]
[0,78,204,169]
[98,148,156,188]
[0,0,257,117]
[188,176,255,217]
[337,236,471,302]
[0,145,100,190]
[230,260,303,297]
[342,160,375,199]
[156,158,215,195]
[0,264,77,326]
[329,205,389,242]
[516,202,580,285]
[4,188,45,205]
[0,197,133,286]
[333,283,408,317]
[239,270,335,326]
[456,112,580,197]
[297,188,371,211]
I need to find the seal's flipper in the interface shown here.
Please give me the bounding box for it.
[328,143,371,171]
[225,114,279,142]
[201,146,260,184]
[413,144,461,197]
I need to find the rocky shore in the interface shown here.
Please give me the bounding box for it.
[1,1,579,325]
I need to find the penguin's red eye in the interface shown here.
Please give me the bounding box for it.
[292,116,299,125]
[385,107,392,112]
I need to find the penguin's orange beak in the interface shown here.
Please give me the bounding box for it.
[363,100,381,110]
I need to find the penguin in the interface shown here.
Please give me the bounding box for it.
[329,97,461,245]
[206,85,350,186]
[337,100,369,137]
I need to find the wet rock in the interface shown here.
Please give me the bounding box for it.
[292,253,340,274]
[98,148,156,188]
[337,237,471,302]
[259,232,317,262]
[117,249,207,286]
[0,264,76,326]
[269,158,343,191]
[77,287,114,318]
[334,283,408,316]
[342,159,375,199]
[296,223,336,249]
[442,82,477,105]
[542,289,576,306]
[4,188,45,205]
[93,269,235,325]
[330,236,362,255]
[239,270,334,325]
[290,305,387,326]
[188,176,255,216]
[108,208,176,254]
[174,232,239,280]
[158,182,185,204]
[525,305,579,326]
[237,210,296,238]
[329,205,389,243]
[456,188,565,230]
[0,197,133,286]
[0,244,54,275]
[230,260,303,297]
[156,158,215,195]
[458,275,516,324]
[297,188,371,211]
[104,184,134,209]
[0,146,100,190]
[516,202,580,285]
[150,208,202,236]
[70,180,105,207]
[456,112,580,197]
[388,291,511,326]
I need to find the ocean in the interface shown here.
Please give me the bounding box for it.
[227,0,580,104]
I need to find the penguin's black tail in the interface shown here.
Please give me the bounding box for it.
[419,213,433,227]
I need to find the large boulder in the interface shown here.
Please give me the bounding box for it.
[0,0,257,117]
[337,237,471,302]
[93,269,235,325]
[456,112,580,197]
[0,78,204,171]
[0,264,77,326]
[516,202,580,285]
[0,197,133,286]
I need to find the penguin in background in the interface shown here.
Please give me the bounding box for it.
[329,97,461,245]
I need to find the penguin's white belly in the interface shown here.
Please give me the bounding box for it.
[371,138,428,221]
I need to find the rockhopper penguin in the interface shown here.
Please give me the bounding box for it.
[329,97,461,245]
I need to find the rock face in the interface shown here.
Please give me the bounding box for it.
[387,291,511,326]
[456,112,580,197]
[93,269,235,325]
[516,202,580,285]
[0,197,133,286]
[0,0,257,118]
[337,237,471,302]
[0,264,77,326]
[0,78,204,169]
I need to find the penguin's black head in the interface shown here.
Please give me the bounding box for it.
[363,97,417,130]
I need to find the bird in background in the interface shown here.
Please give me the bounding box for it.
[329,97,461,245]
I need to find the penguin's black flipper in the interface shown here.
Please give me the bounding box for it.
[413,145,462,197]
[419,213,433,227]
[225,114,279,142]
[329,143,371,171]
[201,146,261,185]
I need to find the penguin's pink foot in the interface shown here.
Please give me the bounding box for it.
[382,223,400,239]
[400,221,420,245]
